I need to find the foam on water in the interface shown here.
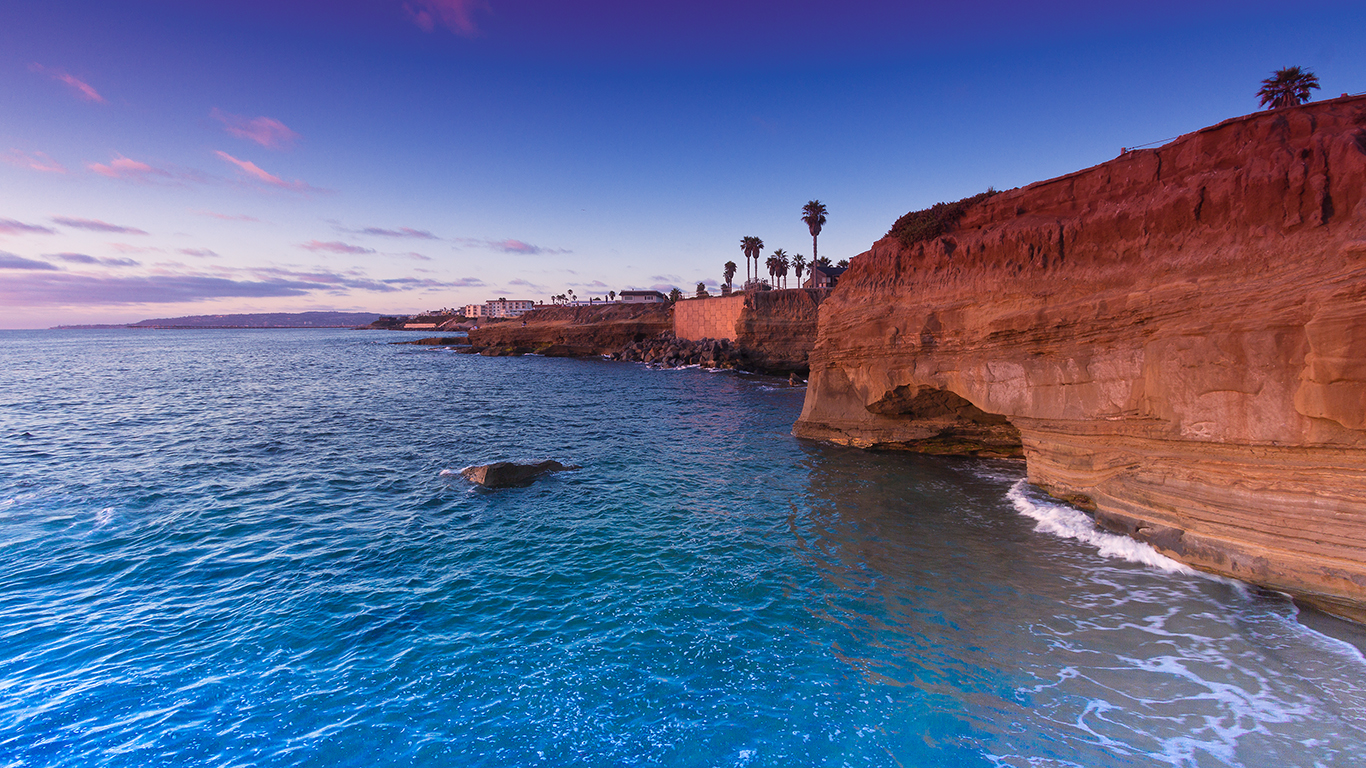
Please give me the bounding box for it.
[1007,480,1194,574]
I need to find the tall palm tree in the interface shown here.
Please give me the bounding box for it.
[740,236,763,286]
[778,251,790,288]
[792,254,807,288]
[723,260,737,290]
[1258,67,1320,109]
[801,200,828,264]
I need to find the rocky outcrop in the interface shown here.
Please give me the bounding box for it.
[465,304,671,356]
[461,460,576,488]
[795,97,1366,621]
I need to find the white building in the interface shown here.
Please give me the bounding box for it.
[620,290,668,303]
[464,299,536,319]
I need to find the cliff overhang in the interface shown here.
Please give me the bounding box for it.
[795,97,1366,623]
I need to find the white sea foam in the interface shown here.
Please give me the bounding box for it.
[1006,480,1194,574]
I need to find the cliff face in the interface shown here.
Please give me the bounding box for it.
[734,289,827,374]
[466,304,671,355]
[795,97,1366,621]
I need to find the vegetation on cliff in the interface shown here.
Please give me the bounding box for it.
[887,189,999,247]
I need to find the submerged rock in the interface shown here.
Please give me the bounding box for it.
[460,460,576,488]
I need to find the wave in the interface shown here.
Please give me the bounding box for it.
[1006,480,1194,574]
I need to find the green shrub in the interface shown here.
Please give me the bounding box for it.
[888,188,998,247]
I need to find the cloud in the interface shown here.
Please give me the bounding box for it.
[179,248,220,258]
[506,278,544,289]
[87,155,174,181]
[393,251,433,261]
[193,210,259,222]
[50,252,140,267]
[346,226,439,239]
[3,150,66,173]
[300,240,375,255]
[0,252,59,270]
[210,108,300,150]
[108,243,164,254]
[51,217,149,235]
[452,237,572,255]
[0,219,58,236]
[214,150,324,194]
[404,0,486,36]
[29,64,105,103]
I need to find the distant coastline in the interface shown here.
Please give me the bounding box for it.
[52,311,383,330]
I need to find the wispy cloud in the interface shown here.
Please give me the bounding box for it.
[193,210,259,222]
[0,219,58,236]
[210,108,300,150]
[452,237,572,255]
[109,243,164,254]
[87,155,174,181]
[51,217,149,235]
[50,252,140,267]
[300,240,375,255]
[0,252,59,270]
[179,248,220,258]
[404,0,486,36]
[3,150,66,174]
[344,226,439,239]
[214,150,324,194]
[29,64,105,103]
[1,264,489,306]
[392,251,433,261]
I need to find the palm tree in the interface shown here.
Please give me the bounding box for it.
[768,249,787,288]
[740,236,763,286]
[778,251,790,288]
[801,200,828,264]
[1258,67,1320,109]
[792,254,807,288]
[813,256,832,268]
[609,290,616,301]
[723,260,737,290]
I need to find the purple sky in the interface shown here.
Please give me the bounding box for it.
[2,0,1364,327]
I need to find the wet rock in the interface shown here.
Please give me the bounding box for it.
[460,460,577,488]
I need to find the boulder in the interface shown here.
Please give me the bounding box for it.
[460,460,577,488]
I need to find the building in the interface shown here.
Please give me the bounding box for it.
[620,290,668,303]
[804,265,846,289]
[464,298,536,318]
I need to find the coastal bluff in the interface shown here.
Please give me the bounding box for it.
[466,290,826,373]
[794,97,1366,621]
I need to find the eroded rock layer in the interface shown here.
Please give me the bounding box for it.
[794,97,1366,621]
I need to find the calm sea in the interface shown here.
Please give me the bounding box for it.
[1,329,1364,767]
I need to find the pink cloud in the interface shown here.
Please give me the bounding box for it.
[210,108,300,150]
[87,155,173,181]
[404,0,486,36]
[213,151,323,194]
[179,248,220,258]
[29,64,105,103]
[0,218,58,236]
[3,150,66,174]
[193,210,259,222]
[51,217,149,235]
[300,240,376,255]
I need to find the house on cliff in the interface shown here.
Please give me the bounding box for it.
[621,290,668,303]
[803,265,846,289]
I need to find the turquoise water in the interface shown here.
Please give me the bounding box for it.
[1,329,1364,767]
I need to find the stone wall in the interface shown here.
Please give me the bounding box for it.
[674,294,746,341]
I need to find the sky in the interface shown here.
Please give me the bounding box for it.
[2,0,1364,328]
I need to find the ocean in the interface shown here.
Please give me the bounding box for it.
[1,329,1364,767]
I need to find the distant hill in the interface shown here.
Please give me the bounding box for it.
[53,311,383,329]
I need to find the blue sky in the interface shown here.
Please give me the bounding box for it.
[2,0,1364,327]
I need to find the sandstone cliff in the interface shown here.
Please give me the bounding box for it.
[795,97,1366,621]
[465,304,671,356]
[734,289,827,373]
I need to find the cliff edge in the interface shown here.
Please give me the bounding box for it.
[795,97,1366,621]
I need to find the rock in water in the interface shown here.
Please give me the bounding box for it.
[460,460,576,488]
